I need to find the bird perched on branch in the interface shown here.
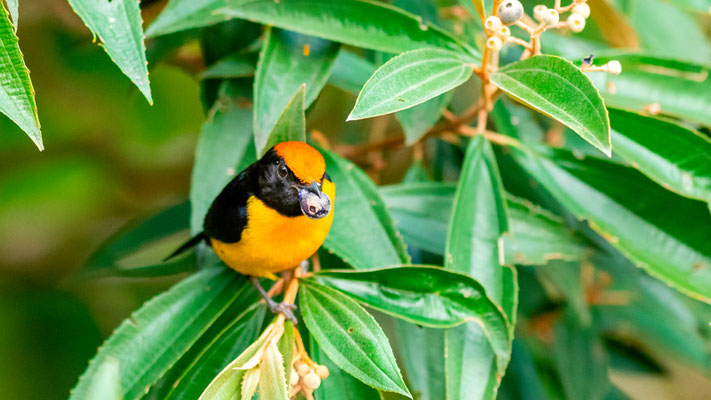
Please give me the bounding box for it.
[168,141,335,322]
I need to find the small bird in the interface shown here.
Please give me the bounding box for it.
[169,141,335,322]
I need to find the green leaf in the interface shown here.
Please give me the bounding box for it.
[258,84,307,156]
[327,49,377,94]
[200,367,245,400]
[311,267,509,334]
[490,55,611,156]
[378,182,587,264]
[200,52,256,79]
[609,108,711,203]
[393,322,446,400]
[322,149,409,269]
[83,202,196,278]
[503,197,587,266]
[588,54,711,127]
[445,136,509,304]
[164,305,266,400]
[148,0,476,57]
[553,310,610,400]
[396,92,452,145]
[348,49,473,120]
[70,268,247,400]
[444,136,515,400]
[299,279,411,397]
[190,104,255,234]
[67,0,152,103]
[254,28,338,154]
[259,342,289,400]
[311,338,382,399]
[0,7,41,150]
[513,146,711,303]
[277,321,295,384]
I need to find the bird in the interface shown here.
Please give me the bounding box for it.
[168,141,335,322]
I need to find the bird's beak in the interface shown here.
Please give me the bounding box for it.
[297,180,331,219]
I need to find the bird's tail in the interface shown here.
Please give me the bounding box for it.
[164,232,207,261]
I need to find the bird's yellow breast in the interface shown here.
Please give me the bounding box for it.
[210,179,335,278]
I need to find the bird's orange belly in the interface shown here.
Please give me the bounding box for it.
[210,184,334,278]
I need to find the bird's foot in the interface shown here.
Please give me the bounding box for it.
[267,299,298,325]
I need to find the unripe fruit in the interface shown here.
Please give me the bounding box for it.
[606,60,622,75]
[496,26,511,40]
[296,362,311,376]
[498,0,524,24]
[303,372,321,390]
[315,365,330,379]
[541,9,560,25]
[290,369,299,385]
[567,13,586,32]
[572,3,591,19]
[486,36,503,52]
[485,16,502,34]
[533,5,548,22]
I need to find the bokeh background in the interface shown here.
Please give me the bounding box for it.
[1,1,710,399]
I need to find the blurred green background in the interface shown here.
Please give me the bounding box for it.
[2,1,711,399]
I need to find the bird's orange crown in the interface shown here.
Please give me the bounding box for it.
[274,141,326,184]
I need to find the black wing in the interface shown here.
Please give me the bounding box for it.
[203,163,257,243]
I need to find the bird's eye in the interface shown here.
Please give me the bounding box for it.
[278,164,288,178]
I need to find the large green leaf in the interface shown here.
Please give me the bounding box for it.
[0,7,41,150]
[445,136,509,304]
[70,268,247,400]
[200,52,256,80]
[190,104,255,234]
[311,338,382,399]
[322,149,409,269]
[588,54,711,127]
[254,28,338,154]
[67,0,152,103]
[299,280,411,397]
[310,267,509,335]
[164,305,265,400]
[147,0,477,58]
[393,322,446,400]
[379,182,587,264]
[490,55,611,156]
[444,137,516,400]
[609,108,711,203]
[348,49,473,120]
[259,84,307,156]
[83,202,195,278]
[513,146,711,303]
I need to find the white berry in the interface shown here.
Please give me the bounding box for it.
[498,0,524,24]
[496,26,511,40]
[290,369,299,385]
[606,60,622,75]
[542,9,560,25]
[567,13,586,32]
[303,372,321,390]
[486,36,503,52]
[533,5,548,22]
[485,16,502,35]
[572,3,591,19]
[315,365,330,379]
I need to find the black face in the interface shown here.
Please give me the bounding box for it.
[255,149,331,219]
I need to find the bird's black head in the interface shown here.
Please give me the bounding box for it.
[255,143,331,219]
